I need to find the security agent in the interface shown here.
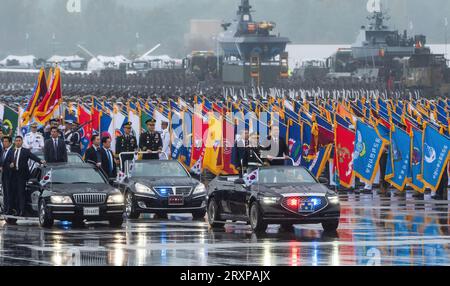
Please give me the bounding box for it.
[115,122,138,170]
[23,122,45,153]
[139,119,162,160]
[9,136,46,216]
[1,136,14,215]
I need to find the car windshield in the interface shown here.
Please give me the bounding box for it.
[258,168,317,184]
[130,162,189,177]
[68,154,83,163]
[50,168,106,184]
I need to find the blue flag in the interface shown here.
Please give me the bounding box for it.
[308,144,332,178]
[410,128,425,192]
[288,120,302,163]
[386,127,411,191]
[419,125,450,191]
[353,120,386,184]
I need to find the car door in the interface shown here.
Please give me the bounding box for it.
[229,182,249,216]
[27,167,43,212]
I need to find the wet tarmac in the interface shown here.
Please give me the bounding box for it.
[0,191,449,266]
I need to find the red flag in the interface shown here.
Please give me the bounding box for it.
[221,116,238,175]
[191,111,208,167]
[91,104,101,133]
[22,68,47,125]
[34,68,62,124]
[334,123,355,188]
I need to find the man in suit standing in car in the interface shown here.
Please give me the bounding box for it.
[9,136,45,216]
[100,136,117,179]
[44,127,68,163]
[84,134,103,168]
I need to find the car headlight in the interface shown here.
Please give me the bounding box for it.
[193,183,206,196]
[327,195,339,204]
[50,196,73,204]
[135,183,155,195]
[107,192,124,204]
[259,196,279,204]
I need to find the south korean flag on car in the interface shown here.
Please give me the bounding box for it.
[244,169,259,187]
[191,156,203,175]
[40,169,52,186]
[127,153,139,178]
[116,170,126,183]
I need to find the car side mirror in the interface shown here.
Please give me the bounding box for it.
[319,177,329,185]
[234,178,245,185]
[108,178,116,185]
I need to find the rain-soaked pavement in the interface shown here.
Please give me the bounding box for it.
[0,191,449,266]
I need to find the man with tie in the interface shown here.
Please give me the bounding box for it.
[43,127,68,163]
[261,125,289,166]
[1,136,14,215]
[9,136,45,216]
[84,134,102,168]
[100,137,118,179]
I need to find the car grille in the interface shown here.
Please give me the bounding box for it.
[73,193,107,205]
[281,196,327,213]
[153,187,193,197]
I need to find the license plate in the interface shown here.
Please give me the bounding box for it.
[83,207,100,216]
[299,201,314,213]
[168,195,184,206]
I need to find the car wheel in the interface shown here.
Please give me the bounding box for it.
[192,209,206,220]
[109,217,124,228]
[154,212,168,219]
[279,223,294,233]
[125,192,140,219]
[322,220,339,232]
[207,199,224,228]
[249,202,267,233]
[38,200,54,228]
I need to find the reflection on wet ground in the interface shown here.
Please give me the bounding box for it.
[0,191,449,266]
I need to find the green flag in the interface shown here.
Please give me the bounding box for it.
[3,105,19,137]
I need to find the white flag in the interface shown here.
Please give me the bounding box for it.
[40,169,52,186]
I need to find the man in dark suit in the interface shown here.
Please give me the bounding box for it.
[1,136,14,214]
[84,134,102,168]
[9,136,45,216]
[100,137,117,179]
[44,127,68,163]
[261,125,289,166]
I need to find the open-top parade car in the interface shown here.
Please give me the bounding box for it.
[0,163,125,228]
[115,158,207,220]
[207,163,341,233]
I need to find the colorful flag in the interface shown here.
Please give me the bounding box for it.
[78,105,92,155]
[353,120,387,184]
[288,119,302,164]
[244,169,259,186]
[308,144,333,178]
[334,123,355,188]
[419,124,450,191]
[22,68,47,125]
[0,104,19,137]
[203,113,223,175]
[34,68,62,124]
[410,128,425,192]
[385,126,411,191]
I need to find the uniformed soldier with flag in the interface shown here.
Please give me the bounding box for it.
[139,119,162,160]
[115,122,138,170]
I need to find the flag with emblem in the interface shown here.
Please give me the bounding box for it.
[40,169,52,186]
[419,124,450,191]
[410,128,425,192]
[244,169,259,187]
[385,126,411,191]
[334,123,355,188]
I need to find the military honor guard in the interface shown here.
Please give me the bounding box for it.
[139,119,162,160]
[23,122,45,153]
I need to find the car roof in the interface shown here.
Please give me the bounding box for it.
[41,162,94,170]
[259,166,308,170]
[133,160,181,165]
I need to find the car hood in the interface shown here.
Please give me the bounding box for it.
[254,183,329,195]
[130,177,200,187]
[49,183,118,194]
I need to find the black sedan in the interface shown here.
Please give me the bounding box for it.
[116,160,207,220]
[2,163,125,228]
[207,166,341,233]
